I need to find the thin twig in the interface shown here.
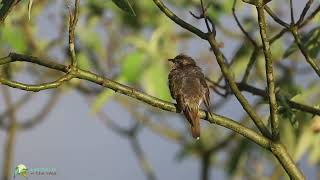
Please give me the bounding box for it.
[241,48,259,83]
[264,6,289,28]
[290,29,320,77]
[232,0,258,46]
[297,0,314,25]
[299,4,320,27]
[99,110,157,180]
[236,82,320,116]
[0,0,19,24]
[68,0,80,67]
[289,0,295,24]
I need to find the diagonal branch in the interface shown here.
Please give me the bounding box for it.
[299,4,320,27]
[233,0,258,46]
[153,0,207,39]
[0,0,19,24]
[290,28,320,77]
[297,0,314,25]
[264,6,289,28]
[0,52,270,149]
[236,83,320,116]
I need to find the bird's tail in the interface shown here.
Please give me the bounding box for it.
[184,105,200,139]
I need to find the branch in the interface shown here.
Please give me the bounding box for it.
[68,0,80,67]
[153,0,208,39]
[207,34,271,138]
[297,0,314,25]
[98,111,157,180]
[237,83,320,116]
[0,52,270,149]
[299,4,320,27]
[290,28,320,77]
[0,0,19,24]
[233,0,258,46]
[264,6,289,28]
[256,5,279,141]
[241,48,259,83]
[289,0,295,23]
[15,91,59,130]
[201,154,210,180]
[1,87,17,180]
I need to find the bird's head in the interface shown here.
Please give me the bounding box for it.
[168,54,196,67]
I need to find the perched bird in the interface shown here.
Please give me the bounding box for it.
[168,54,211,139]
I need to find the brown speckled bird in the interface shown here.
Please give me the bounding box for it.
[168,54,211,139]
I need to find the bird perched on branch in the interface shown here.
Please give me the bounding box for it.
[168,54,211,139]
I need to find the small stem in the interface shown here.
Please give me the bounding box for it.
[236,82,320,116]
[264,6,289,28]
[256,6,279,141]
[291,28,320,77]
[299,4,320,27]
[153,0,207,39]
[241,48,259,83]
[289,0,295,23]
[68,0,80,68]
[233,0,258,46]
[201,154,210,180]
[297,0,314,25]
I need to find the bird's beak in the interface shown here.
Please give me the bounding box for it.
[168,58,174,62]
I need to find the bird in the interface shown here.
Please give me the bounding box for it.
[168,54,211,139]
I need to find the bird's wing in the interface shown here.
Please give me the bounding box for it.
[168,69,177,99]
[169,68,185,112]
[200,76,210,108]
[196,68,213,120]
[190,66,210,106]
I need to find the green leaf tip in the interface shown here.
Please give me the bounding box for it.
[111,0,136,16]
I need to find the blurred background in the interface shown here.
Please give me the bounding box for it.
[0,0,320,179]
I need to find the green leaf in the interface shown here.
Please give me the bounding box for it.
[281,118,296,154]
[121,51,145,84]
[143,61,171,101]
[77,53,92,70]
[290,81,319,104]
[283,27,320,58]
[0,25,27,52]
[308,133,320,164]
[294,126,314,161]
[111,0,136,16]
